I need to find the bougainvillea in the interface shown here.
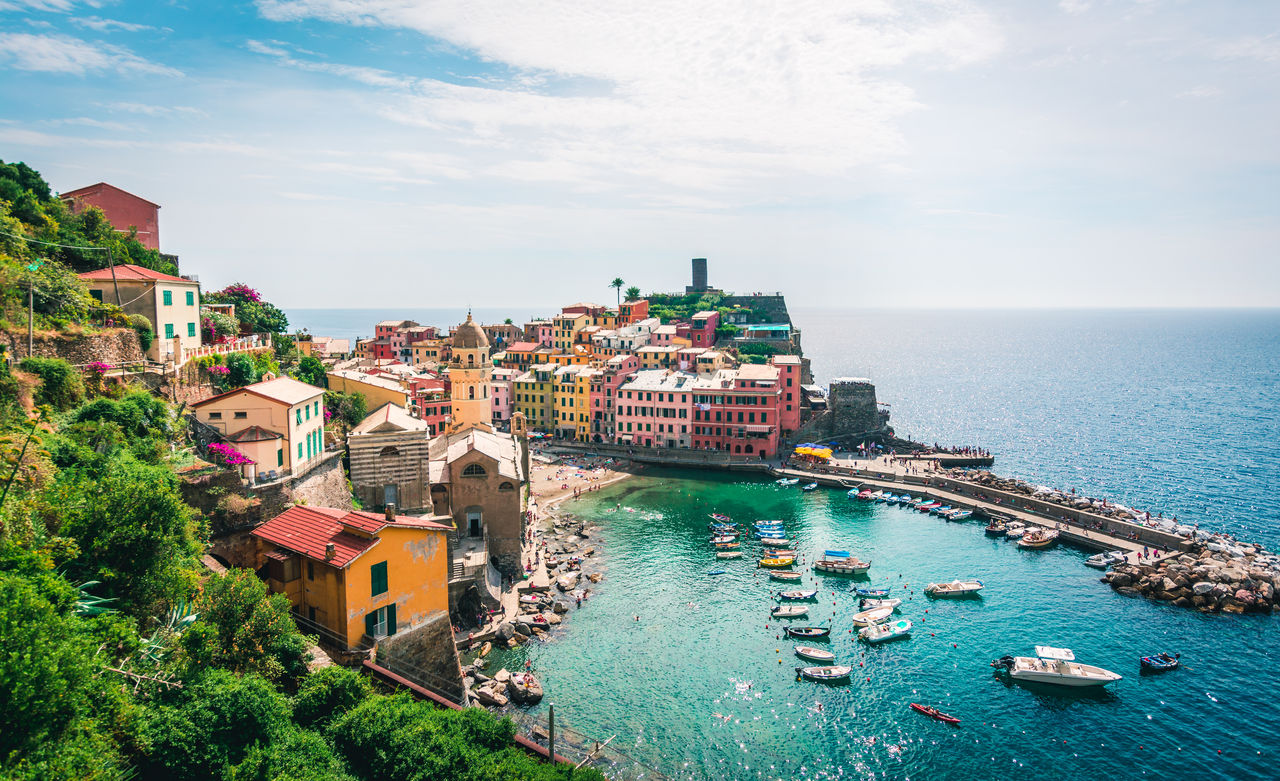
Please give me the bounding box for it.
[215,283,261,303]
[207,441,254,466]
[86,361,111,375]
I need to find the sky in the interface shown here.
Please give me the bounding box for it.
[1,0,1278,309]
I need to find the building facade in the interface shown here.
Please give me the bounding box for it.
[78,264,201,362]
[191,376,326,478]
[347,403,433,512]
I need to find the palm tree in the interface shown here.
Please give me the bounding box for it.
[610,277,625,306]
[625,285,641,301]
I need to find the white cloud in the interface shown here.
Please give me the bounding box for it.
[72,17,153,33]
[101,101,207,117]
[1214,34,1280,63]
[45,116,132,130]
[0,0,76,11]
[0,32,181,76]
[253,0,1002,195]
[1058,0,1092,14]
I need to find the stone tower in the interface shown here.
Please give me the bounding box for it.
[510,410,530,485]
[446,313,494,434]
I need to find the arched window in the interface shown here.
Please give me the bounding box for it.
[498,482,515,492]
[745,444,753,453]
[379,445,400,457]
[462,463,487,477]
[468,353,475,365]
[469,387,475,400]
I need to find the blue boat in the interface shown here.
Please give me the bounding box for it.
[1140,653,1180,671]
[707,569,727,576]
[754,521,785,528]
[802,483,819,491]
[930,505,952,516]
[855,587,891,597]
[824,549,851,558]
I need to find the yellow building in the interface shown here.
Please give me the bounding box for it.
[637,345,680,370]
[552,312,589,352]
[326,368,410,410]
[191,375,326,479]
[552,365,582,439]
[251,505,453,649]
[514,363,556,433]
[77,263,202,363]
[410,338,449,366]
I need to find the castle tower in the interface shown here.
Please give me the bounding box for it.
[446,313,494,434]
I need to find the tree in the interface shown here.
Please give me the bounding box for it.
[203,284,289,334]
[294,356,327,388]
[178,569,312,687]
[224,352,259,388]
[625,285,641,301]
[291,665,370,729]
[325,391,366,435]
[229,725,354,781]
[17,357,85,411]
[610,277,625,307]
[503,318,513,325]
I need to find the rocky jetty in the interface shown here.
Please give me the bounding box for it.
[962,470,1177,526]
[1102,542,1278,614]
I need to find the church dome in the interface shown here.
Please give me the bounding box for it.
[452,313,489,350]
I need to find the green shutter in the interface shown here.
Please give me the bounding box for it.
[185,290,194,305]
[162,290,172,305]
[371,561,388,596]
[297,443,303,460]
[187,322,196,337]
[164,323,174,339]
[277,448,283,466]
[386,603,397,636]
[365,611,376,639]
[296,409,302,424]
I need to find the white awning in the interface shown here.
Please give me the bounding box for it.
[1035,646,1075,661]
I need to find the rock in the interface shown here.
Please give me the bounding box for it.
[1192,581,1215,595]
[588,572,603,583]
[552,601,569,614]
[1109,573,1133,588]
[506,638,518,649]
[1222,602,1246,615]
[1259,582,1275,602]
[513,623,531,638]
[494,668,511,683]
[532,726,550,742]
[545,613,562,625]
[496,622,515,641]
[1116,586,1141,597]
[1191,595,1209,607]
[473,671,490,683]
[511,633,527,646]
[1173,597,1192,608]
[1160,577,1179,593]
[1155,591,1177,602]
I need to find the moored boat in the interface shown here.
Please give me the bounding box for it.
[710,535,737,544]
[784,625,831,639]
[1085,550,1128,569]
[859,618,913,643]
[706,569,727,576]
[992,646,1122,687]
[758,556,795,568]
[858,597,901,611]
[925,579,984,597]
[794,645,835,662]
[909,703,960,725]
[814,557,871,576]
[855,587,890,598]
[1017,528,1060,549]
[778,589,818,601]
[824,549,851,558]
[948,510,974,521]
[777,478,799,486]
[1004,521,1027,539]
[930,505,952,516]
[1139,652,1180,671]
[716,551,742,559]
[771,604,809,618]
[850,606,894,626]
[709,513,732,523]
[802,482,819,491]
[918,502,940,512]
[984,521,1008,536]
[796,665,852,682]
[712,542,740,550]
[770,571,803,582]
[761,537,792,547]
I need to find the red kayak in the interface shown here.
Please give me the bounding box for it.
[910,703,960,725]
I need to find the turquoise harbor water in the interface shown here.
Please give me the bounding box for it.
[495,473,1277,780]
[292,307,1280,778]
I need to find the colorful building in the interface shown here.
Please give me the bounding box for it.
[552,312,589,353]
[771,354,803,437]
[78,264,201,363]
[615,370,696,448]
[251,505,453,649]
[513,363,556,433]
[61,182,162,250]
[327,368,410,411]
[191,376,326,479]
[491,367,517,425]
[691,364,781,458]
[619,298,649,325]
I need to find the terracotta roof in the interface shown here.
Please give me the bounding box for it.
[252,505,451,568]
[350,403,430,435]
[192,376,324,408]
[226,425,282,443]
[507,342,539,352]
[78,263,191,284]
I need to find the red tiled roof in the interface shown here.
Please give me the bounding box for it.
[507,342,539,352]
[77,263,191,284]
[252,506,451,568]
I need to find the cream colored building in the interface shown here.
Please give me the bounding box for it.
[77,263,201,362]
[192,376,326,478]
[326,368,410,411]
[446,314,493,434]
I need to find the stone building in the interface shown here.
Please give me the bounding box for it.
[347,403,432,512]
[446,314,493,434]
[428,428,525,576]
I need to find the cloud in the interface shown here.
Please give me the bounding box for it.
[1058,0,1091,13]
[72,17,154,33]
[1214,34,1280,63]
[100,101,207,117]
[0,32,181,76]
[0,0,76,11]
[45,116,132,130]
[253,0,1002,195]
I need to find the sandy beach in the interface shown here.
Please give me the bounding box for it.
[527,448,638,518]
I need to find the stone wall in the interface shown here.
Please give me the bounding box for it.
[3,327,144,365]
[374,609,465,703]
[349,431,432,512]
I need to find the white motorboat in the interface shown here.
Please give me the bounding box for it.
[716,551,742,560]
[1084,550,1128,569]
[814,557,871,576]
[1017,528,1060,549]
[859,618,913,644]
[850,606,894,626]
[794,645,835,662]
[992,646,1123,688]
[771,604,809,618]
[1004,522,1027,539]
[925,579,984,597]
[858,597,901,611]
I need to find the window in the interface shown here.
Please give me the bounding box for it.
[371,561,388,596]
[89,289,103,301]
[277,448,283,466]
[297,443,303,460]
[185,290,194,306]
[208,412,222,420]
[234,411,247,419]
[296,409,302,425]
[364,604,396,639]
[164,323,174,339]
[162,290,172,306]
[307,560,314,580]
[462,463,487,477]
[186,322,196,337]
[306,405,311,421]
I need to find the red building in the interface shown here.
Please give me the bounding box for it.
[690,364,781,458]
[373,320,418,362]
[619,298,649,325]
[771,355,802,437]
[61,182,161,250]
[677,310,720,348]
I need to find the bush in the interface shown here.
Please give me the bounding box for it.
[294,356,327,388]
[17,356,84,410]
[292,666,370,729]
[202,310,239,343]
[130,313,154,351]
[230,725,353,781]
[224,353,258,388]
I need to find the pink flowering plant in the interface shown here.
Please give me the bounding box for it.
[86,361,111,375]
[208,441,254,466]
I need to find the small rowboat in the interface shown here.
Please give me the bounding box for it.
[796,665,852,682]
[761,548,797,557]
[802,483,819,491]
[1017,528,1060,549]
[706,569,727,576]
[824,549,851,558]
[794,645,835,662]
[758,557,795,568]
[855,588,890,598]
[984,522,1007,536]
[772,605,809,618]
[949,510,974,521]
[708,523,737,533]
[770,571,803,582]
[712,542,740,550]
[778,589,818,601]
[859,597,901,611]
[851,606,893,626]
[918,502,940,512]
[754,520,785,528]
[776,478,799,486]
[716,551,742,560]
[930,505,952,516]
[1004,522,1027,539]
[1140,652,1180,671]
[761,538,793,548]
[860,618,913,644]
[755,531,787,540]
[910,703,960,725]
[709,513,732,523]
[856,490,874,500]
[925,580,984,597]
[814,558,870,576]
[1085,550,1127,569]
[784,625,831,639]
[710,535,737,545]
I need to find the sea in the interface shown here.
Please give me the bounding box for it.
[288,306,1280,780]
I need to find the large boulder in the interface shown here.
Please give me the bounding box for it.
[1116,586,1141,597]
[1110,573,1133,588]
[1160,577,1179,593]
[496,622,515,641]
[552,601,569,614]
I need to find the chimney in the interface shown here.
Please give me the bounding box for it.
[324,542,335,561]
[384,503,396,521]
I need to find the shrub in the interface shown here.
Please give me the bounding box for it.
[291,666,370,729]
[224,353,258,388]
[17,356,85,410]
[130,313,154,351]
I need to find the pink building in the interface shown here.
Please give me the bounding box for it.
[615,370,695,448]
[61,182,161,250]
[491,367,517,425]
[676,310,720,348]
[691,364,781,458]
[771,355,802,437]
[406,375,451,435]
[524,320,554,348]
[373,320,417,362]
[591,353,639,442]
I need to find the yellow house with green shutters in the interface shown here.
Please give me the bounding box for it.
[191,375,327,479]
[78,263,202,362]
[513,363,556,433]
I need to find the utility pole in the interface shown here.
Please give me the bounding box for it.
[27,281,33,357]
[106,246,121,306]
[547,702,555,767]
